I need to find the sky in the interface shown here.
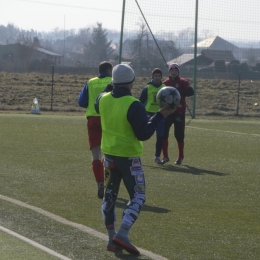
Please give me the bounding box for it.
[1,0,260,43]
[0,0,123,32]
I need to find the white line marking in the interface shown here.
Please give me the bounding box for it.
[0,194,168,260]
[187,126,260,137]
[0,225,72,260]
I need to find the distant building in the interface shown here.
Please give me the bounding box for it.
[167,50,236,71]
[0,43,63,70]
[32,46,63,64]
[189,36,241,60]
[167,36,240,71]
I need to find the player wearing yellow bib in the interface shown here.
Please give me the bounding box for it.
[78,61,112,199]
[139,68,165,164]
[95,64,176,255]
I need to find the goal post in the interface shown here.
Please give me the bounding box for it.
[118,0,260,118]
[119,0,197,118]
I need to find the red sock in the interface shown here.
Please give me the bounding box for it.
[162,139,168,158]
[92,159,104,184]
[178,141,184,158]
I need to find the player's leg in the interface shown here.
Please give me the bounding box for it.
[102,155,123,251]
[112,156,145,255]
[154,119,164,164]
[161,114,174,164]
[87,117,104,198]
[173,114,185,165]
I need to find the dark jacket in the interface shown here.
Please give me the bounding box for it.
[163,76,194,114]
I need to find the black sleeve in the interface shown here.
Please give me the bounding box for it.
[103,84,114,93]
[180,88,194,97]
[139,87,148,104]
[95,84,114,113]
[94,92,107,114]
[127,101,164,141]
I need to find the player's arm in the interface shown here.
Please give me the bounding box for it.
[95,83,113,112]
[127,101,165,141]
[139,86,148,105]
[78,83,89,108]
[94,92,107,114]
[102,82,114,93]
[179,80,194,97]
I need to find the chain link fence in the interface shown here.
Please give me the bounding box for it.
[0,0,260,117]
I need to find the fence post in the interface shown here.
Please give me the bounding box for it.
[236,72,241,116]
[51,65,54,111]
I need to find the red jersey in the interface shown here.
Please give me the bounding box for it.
[163,76,193,114]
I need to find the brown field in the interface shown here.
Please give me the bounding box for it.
[0,71,260,118]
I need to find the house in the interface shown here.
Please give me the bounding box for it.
[201,49,235,62]
[189,35,241,59]
[190,36,239,51]
[167,50,236,71]
[0,43,63,69]
[167,36,239,71]
[167,53,211,69]
[32,46,63,64]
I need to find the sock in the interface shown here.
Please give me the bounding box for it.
[162,139,168,158]
[155,136,163,157]
[107,224,116,241]
[178,141,184,158]
[92,159,104,184]
[117,223,130,238]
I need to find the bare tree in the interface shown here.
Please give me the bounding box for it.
[131,21,150,70]
[130,21,179,70]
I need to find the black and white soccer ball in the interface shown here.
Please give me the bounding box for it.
[156,86,181,109]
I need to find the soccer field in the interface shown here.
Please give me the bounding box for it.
[0,113,259,260]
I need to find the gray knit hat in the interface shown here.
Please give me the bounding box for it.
[112,64,135,86]
[168,63,180,73]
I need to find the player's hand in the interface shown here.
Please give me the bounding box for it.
[158,106,176,118]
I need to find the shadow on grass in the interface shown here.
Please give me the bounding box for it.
[143,164,228,176]
[116,197,170,214]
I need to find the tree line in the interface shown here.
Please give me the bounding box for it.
[0,22,180,71]
[1,22,259,74]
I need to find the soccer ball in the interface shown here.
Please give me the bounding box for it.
[156,86,181,109]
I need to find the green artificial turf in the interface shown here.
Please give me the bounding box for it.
[0,113,259,260]
[0,228,58,260]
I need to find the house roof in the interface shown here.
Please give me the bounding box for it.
[0,43,62,57]
[35,47,63,57]
[167,49,236,67]
[167,54,200,66]
[190,36,239,51]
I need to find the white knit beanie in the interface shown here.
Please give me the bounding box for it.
[112,64,135,86]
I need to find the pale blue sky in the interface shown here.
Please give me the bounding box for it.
[1,0,123,32]
[1,0,259,42]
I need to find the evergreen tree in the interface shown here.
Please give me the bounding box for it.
[83,23,114,66]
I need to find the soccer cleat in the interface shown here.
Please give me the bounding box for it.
[107,241,123,251]
[98,182,104,199]
[112,234,140,255]
[175,157,184,165]
[154,156,162,165]
[161,157,170,164]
